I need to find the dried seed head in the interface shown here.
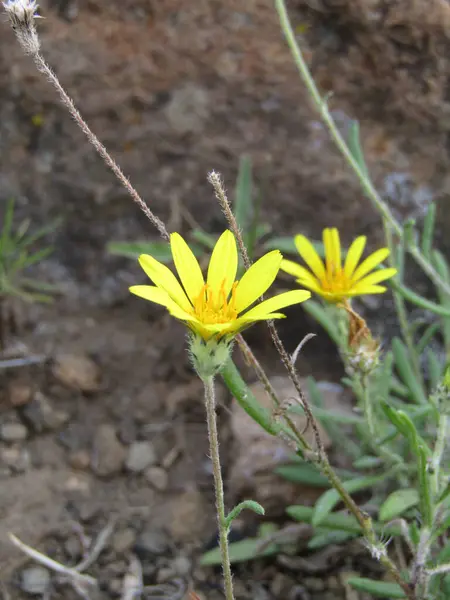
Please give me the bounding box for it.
[3,0,40,54]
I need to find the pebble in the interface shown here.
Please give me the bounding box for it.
[1,446,31,472]
[52,353,101,392]
[173,555,191,576]
[92,424,126,477]
[8,383,33,407]
[20,566,51,595]
[135,528,170,556]
[125,441,156,473]
[112,528,136,554]
[0,422,28,442]
[303,577,325,592]
[145,466,168,490]
[167,488,208,543]
[69,449,91,470]
[22,392,70,432]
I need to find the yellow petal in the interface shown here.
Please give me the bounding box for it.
[234,250,282,313]
[352,248,390,282]
[280,259,320,288]
[352,268,397,287]
[344,236,366,278]
[138,254,192,312]
[207,230,238,297]
[170,232,205,304]
[241,289,311,320]
[294,234,326,280]
[348,284,387,296]
[323,228,341,275]
[130,285,198,321]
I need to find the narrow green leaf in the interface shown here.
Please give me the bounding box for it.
[225,500,265,529]
[307,529,356,549]
[263,236,297,254]
[189,229,217,250]
[379,489,419,522]
[276,464,329,487]
[427,348,443,391]
[392,337,427,404]
[107,240,174,261]
[417,444,433,528]
[200,536,278,566]
[353,456,383,470]
[347,120,369,179]
[417,322,441,355]
[347,577,406,598]
[0,199,15,251]
[312,474,387,526]
[421,203,436,260]
[390,279,450,317]
[287,505,363,534]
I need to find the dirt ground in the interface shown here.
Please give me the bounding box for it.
[1,0,449,598]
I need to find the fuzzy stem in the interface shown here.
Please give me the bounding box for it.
[431,414,448,498]
[202,376,234,600]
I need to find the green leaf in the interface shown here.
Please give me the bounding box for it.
[417,444,433,528]
[380,402,431,458]
[276,463,329,487]
[379,489,419,522]
[392,337,427,404]
[346,577,406,598]
[234,155,253,234]
[421,203,436,260]
[417,322,441,355]
[347,120,369,179]
[353,456,383,470]
[307,529,356,549]
[225,500,265,529]
[107,240,174,261]
[312,473,388,526]
[390,279,450,317]
[200,535,278,566]
[263,236,297,254]
[427,348,443,391]
[189,229,218,250]
[286,505,363,534]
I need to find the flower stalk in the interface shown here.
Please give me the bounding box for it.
[202,375,235,600]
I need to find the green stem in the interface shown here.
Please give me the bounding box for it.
[202,376,234,600]
[431,415,448,499]
[274,0,450,301]
[384,224,424,387]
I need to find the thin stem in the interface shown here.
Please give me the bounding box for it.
[431,414,448,498]
[202,376,234,600]
[274,0,450,300]
[31,53,169,240]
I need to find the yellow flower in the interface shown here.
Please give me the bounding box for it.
[280,228,397,303]
[130,230,311,340]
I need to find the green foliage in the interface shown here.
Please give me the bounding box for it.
[0,199,59,303]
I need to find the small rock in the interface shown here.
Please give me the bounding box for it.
[304,577,325,592]
[8,383,33,407]
[0,422,28,442]
[135,528,170,556]
[69,449,90,470]
[52,353,101,392]
[164,83,209,134]
[173,555,191,576]
[125,441,156,473]
[20,566,50,595]
[167,487,208,543]
[112,528,136,554]
[145,466,168,491]
[22,392,70,432]
[1,446,31,472]
[92,424,126,477]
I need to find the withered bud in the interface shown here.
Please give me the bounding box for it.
[344,303,380,376]
[3,0,41,54]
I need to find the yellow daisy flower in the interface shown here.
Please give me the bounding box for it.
[130,230,311,340]
[280,228,397,303]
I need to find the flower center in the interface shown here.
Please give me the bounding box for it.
[320,262,350,292]
[193,280,239,324]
